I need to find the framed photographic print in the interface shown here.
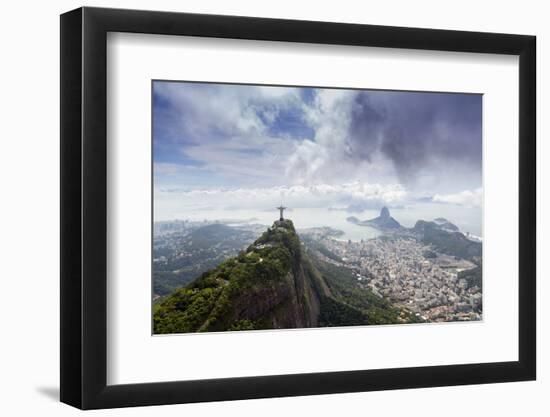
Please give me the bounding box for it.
[60,7,536,409]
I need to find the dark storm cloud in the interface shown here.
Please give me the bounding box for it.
[347,91,482,185]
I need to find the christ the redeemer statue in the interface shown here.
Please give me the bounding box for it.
[276,205,287,221]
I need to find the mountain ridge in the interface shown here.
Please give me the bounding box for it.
[153,219,417,333]
[413,220,481,260]
[154,219,332,333]
[347,207,482,260]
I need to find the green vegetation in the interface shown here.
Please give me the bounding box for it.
[153,261,221,296]
[228,320,257,331]
[459,263,482,290]
[154,220,301,334]
[300,236,344,263]
[154,218,420,334]
[313,258,420,325]
[318,296,369,326]
[414,220,482,260]
[153,224,256,296]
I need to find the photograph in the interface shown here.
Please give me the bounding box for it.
[152,81,483,334]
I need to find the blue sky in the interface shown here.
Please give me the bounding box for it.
[153,81,482,216]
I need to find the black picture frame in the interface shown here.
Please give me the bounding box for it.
[60,6,536,410]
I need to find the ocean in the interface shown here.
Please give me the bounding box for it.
[157,203,482,242]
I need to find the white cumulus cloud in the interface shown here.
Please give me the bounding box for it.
[432,188,483,207]
[157,181,407,211]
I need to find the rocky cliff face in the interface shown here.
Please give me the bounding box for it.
[153,219,332,333]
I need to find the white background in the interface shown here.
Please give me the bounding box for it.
[0,0,546,416]
[108,33,519,384]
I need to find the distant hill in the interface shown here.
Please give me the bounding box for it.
[187,223,246,249]
[413,220,482,260]
[153,223,256,296]
[345,207,480,261]
[347,207,401,230]
[433,217,460,232]
[154,219,417,333]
